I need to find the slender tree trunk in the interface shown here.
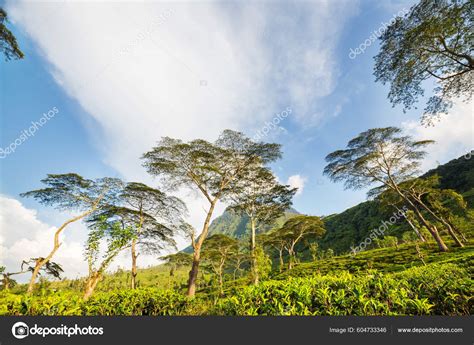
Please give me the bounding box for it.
[250,217,258,285]
[397,205,426,242]
[390,186,448,252]
[187,199,217,297]
[279,249,284,272]
[131,238,138,289]
[3,275,9,291]
[218,263,224,295]
[415,242,426,266]
[83,272,101,300]
[414,197,464,247]
[448,219,468,242]
[27,207,98,294]
[413,206,449,252]
[444,222,464,247]
[187,253,200,297]
[131,212,144,289]
[288,245,295,270]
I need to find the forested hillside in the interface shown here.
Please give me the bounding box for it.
[208,207,300,238]
[320,155,474,253]
[208,155,473,254]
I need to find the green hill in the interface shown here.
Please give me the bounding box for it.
[204,155,473,254]
[207,207,300,239]
[319,155,474,254]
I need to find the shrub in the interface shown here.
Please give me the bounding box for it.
[213,264,472,316]
[2,289,193,316]
[1,263,471,316]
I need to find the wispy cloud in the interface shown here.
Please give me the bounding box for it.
[7,0,358,233]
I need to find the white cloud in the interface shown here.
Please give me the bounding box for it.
[287,175,307,196]
[5,0,358,271]
[6,1,358,176]
[402,101,474,172]
[0,195,87,282]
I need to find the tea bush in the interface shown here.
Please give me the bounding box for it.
[1,263,471,316]
[1,289,193,316]
[213,264,472,316]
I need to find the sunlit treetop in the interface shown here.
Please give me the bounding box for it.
[374,0,473,125]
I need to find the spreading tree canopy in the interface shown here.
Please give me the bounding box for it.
[374,0,473,125]
[142,129,282,297]
[0,8,24,60]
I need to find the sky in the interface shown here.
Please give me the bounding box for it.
[0,0,472,281]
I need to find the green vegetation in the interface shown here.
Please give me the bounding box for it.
[1,8,24,60]
[1,260,471,316]
[3,0,473,314]
[374,0,473,124]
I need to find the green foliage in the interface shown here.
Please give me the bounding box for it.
[320,154,474,253]
[1,289,193,316]
[254,245,272,281]
[0,8,24,60]
[86,217,135,274]
[278,243,473,278]
[374,0,473,124]
[206,208,299,240]
[214,264,472,315]
[373,236,398,249]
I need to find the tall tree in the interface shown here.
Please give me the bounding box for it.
[227,167,296,284]
[160,252,193,277]
[374,0,473,125]
[90,182,189,289]
[20,173,123,293]
[84,217,134,300]
[261,232,288,272]
[399,176,466,247]
[142,129,281,297]
[324,127,449,252]
[0,8,24,60]
[274,215,325,269]
[377,187,427,242]
[201,234,238,295]
[426,188,469,243]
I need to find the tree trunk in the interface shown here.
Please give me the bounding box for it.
[279,249,284,272]
[391,186,448,252]
[186,199,217,297]
[83,273,101,300]
[444,222,464,247]
[414,197,464,248]
[400,207,426,242]
[131,238,138,289]
[131,211,144,289]
[26,208,97,294]
[448,219,468,242]
[218,265,224,295]
[3,275,9,291]
[27,259,44,294]
[386,176,448,252]
[250,217,258,285]
[287,246,295,270]
[187,253,200,297]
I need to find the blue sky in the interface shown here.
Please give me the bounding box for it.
[1,0,472,278]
